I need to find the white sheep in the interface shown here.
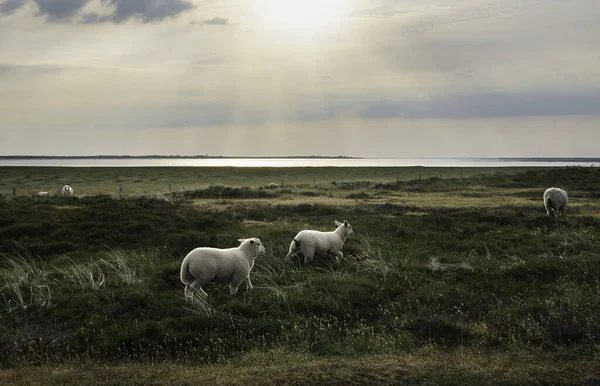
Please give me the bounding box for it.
[61,184,73,196]
[180,238,266,300]
[543,187,568,217]
[36,191,53,197]
[286,220,354,264]
[267,183,280,189]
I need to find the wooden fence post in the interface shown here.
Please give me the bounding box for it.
[281,179,284,187]
[169,184,172,192]
[119,184,123,194]
[13,187,16,198]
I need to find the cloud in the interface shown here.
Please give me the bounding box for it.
[203,16,229,25]
[0,63,66,74]
[0,0,25,14]
[360,90,600,120]
[0,0,195,23]
[35,0,88,22]
[89,97,353,130]
[91,102,236,129]
[101,0,194,23]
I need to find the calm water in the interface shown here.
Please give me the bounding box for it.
[0,158,598,168]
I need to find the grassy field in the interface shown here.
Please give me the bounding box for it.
[0,165,543,196]
[1,166,600,385]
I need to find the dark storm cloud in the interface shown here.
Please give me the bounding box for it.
[360,90,600,120]
[0,0,25,14]
[0,0,195,22]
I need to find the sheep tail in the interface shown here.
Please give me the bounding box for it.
[180,258,194,285]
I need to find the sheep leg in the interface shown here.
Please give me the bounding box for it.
[245,275,254,291]
[332,251,344,262]
[303,246,315,265]
[189,280,208,299]
[184,284,192,300]
[230,277,243,295]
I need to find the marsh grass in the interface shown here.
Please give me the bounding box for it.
[355,234,409,281]
[0,251,52,314]
[56,249,147,293]
[183,293,216,318]
[99,249,142,285]
[1,167,600,384]
[59,260,106,292]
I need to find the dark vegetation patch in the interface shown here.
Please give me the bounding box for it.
[0,195,241,259]
[370,166,600,193]
[181,185,280,199]
[346,192,372,199]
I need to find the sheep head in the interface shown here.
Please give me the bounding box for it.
[334,220,354,236]
[238,238,266,255]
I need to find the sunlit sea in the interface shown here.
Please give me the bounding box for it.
[0,158,598,168]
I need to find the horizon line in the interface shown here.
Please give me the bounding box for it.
[1,155,600,161]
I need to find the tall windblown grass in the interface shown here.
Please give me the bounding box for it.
[58,260,106,292]
[183,293,216,318]
[252,247,298,315]
[99,249,143,285]
[355,235,408,281]
[0,251,52,314]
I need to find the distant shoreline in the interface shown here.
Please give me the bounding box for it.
[0,156,598,163]
[0,155,359,160]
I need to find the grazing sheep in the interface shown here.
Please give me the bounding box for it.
[61,184,73,196]
[286,220,354,265]
[544,187,568,217]
[36,191,53,197]
[267,183,280,189]
[180,238,266,300]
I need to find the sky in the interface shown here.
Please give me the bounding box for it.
[0,0,599,157]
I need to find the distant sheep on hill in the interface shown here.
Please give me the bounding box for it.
[180,238,265,300]
[544,187,568,217]
[36,191,53,197]
[267,183,280,189]
[286,220,354,265]
[61,184,73,196]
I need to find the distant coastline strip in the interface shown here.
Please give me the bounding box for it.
[0,155,360,160]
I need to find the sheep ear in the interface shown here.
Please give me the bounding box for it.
[237,238,247,243]
[344,220,348,227]
[335,220,342,226]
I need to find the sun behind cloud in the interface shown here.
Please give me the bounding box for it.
[258,0,351,41]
